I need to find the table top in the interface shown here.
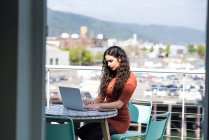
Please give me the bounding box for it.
[45,104,118,121]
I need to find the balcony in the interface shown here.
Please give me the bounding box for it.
[46,65,205,140]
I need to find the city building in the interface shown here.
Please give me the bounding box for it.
[46,45,69,65]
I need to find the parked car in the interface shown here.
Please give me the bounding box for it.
[144,89,153,97]
[179,89,202,101]
[155,88,167,97]
[167,84,179,96]
[49,90,61,103]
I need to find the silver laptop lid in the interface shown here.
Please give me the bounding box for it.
[59,86,85,111]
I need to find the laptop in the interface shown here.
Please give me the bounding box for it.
[59,86,95,111]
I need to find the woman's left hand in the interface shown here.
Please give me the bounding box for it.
[85,103,101,109]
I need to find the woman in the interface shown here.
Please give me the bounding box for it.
[76,46,137,140]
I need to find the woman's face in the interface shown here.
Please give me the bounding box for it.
[105,55,120,71]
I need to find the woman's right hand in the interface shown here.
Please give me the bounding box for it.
[83,99,96,105]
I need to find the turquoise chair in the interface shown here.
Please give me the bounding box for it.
[111,112,170,140]
[45,116,76,140]
[144,112,170,140]
[111,99,153,140]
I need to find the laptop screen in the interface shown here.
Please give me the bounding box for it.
[59,86,85,111]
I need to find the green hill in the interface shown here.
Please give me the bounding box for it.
[47,9,205,45]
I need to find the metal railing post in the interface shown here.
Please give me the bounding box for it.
[47,69,50,106]
[181,73,186,140]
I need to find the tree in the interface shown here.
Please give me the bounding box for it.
[68,45,94,65]
[158,47,165,57]
[95,52,103,60]
[165,45,170,57]
[196,44,205,58]
[81,48,94,65]
[187,44,196,54]
[150,46,154,53]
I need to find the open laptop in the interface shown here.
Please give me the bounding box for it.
[59,86,116,112]
[59,86,95,111]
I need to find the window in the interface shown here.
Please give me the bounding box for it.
[56,58,59,65]
[50,58,53,65]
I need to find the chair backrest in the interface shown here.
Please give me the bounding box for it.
[129,99,152,134]
[144,112,170,140]
[129,99,152,124]
[45,116,75,140]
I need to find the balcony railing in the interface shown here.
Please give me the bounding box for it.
[45,65,205,140]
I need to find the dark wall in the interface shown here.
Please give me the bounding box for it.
[0,1,18,139]
[0,0,46,140]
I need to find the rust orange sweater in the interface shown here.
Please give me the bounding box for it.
[98,72,137,133]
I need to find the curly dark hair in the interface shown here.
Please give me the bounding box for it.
[99,46,130,100]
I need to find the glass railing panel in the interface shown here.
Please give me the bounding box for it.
[45,65,204,140]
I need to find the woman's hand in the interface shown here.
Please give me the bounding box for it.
[83,99,96,105]
[85,103,101,109]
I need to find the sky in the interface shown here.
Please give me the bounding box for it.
[47,0,207,31]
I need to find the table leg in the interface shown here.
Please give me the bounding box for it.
[74,122,81,140]
[101,119,110,140]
